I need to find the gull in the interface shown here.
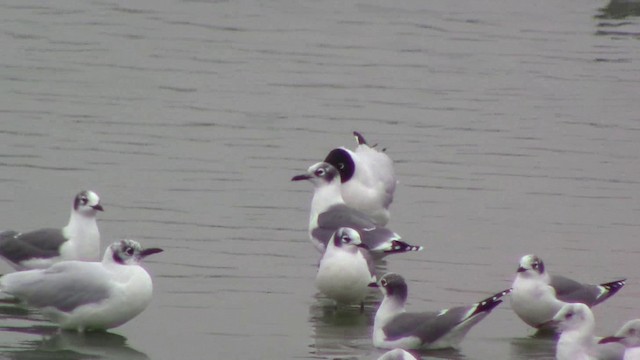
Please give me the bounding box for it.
[292,162,422,257]
[510,254,625,330]
[315,227,376,308]
[0,190,104,270]
[370,273,510,350]
[0,239,163,331]
[377,348,418,360]
[624,348,640,360]
[552,303,626,360]
[600,319,640,348]
[323,131,397,226]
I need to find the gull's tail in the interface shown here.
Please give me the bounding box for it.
[353,131,367,145]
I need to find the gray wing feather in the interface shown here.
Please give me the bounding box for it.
[314,205,398,250]
[2,262,111,312]
[383,306,473,344]
[0,229,67,262]
[550,275,600,305]
[317,205,378,230]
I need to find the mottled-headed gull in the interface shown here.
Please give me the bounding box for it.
[370,273,510,350]
[0,239,162,331]
[600,319,640,348]
[316,227,376,308]
[510,254,625,331]
[323,131,397,226]
[292,162,422,257]
[0,190,104,270]
[377,348,418,360]
[552,303,626,360]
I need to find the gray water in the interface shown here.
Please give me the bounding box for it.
[1,0,639,359]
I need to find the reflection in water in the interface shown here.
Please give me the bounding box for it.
[0,326,148,360]
[595,0,640,39]
[597,0,640,19]
[309,293,375,359]
[509,334,557,360]
[0,297,46,324]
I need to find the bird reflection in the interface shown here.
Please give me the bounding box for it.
[0,326,149,360]
[509,334,557,360]
[596,0,640,19]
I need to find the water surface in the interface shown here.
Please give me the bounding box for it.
[0,0,639,359]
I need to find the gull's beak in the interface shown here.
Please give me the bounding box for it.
[291,174,311,181]
[92,204,104,211]
[517,266,526,273]
[368,282,379,288]
[356,243,370,250]
[140,248,164,258]
[598,336,625,344]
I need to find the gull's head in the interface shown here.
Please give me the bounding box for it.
[291,162,341,187]
[517,254,545,276]
[73,190,104,215]
[331,227,367,250]
[609,319,640,347]
[108,239,163,265]
[324,148,355,184]
[371,273,408,304]
[551,303,594,333]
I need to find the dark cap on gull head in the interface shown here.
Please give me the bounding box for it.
[324,148,355,183]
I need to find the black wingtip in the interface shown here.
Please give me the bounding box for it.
[383,240,423,254]
[597,279,626,302]
[353,131,367,145]
[471,288,511,317]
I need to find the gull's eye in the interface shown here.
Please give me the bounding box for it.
[341,235,351,244]
[125,247,134,256]
[81,196,88,205]
[381,279,387,287]
[314,168,326,177]
[565,312,573,320]
[338,163,345,170]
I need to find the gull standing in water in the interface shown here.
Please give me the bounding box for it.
[0,239,163,331]
[371,273,510,350]
[0,190,104,270]
[292,162,422,257]
[510,254,625,330]
[323,131,397,226]
[315,227,376,309]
